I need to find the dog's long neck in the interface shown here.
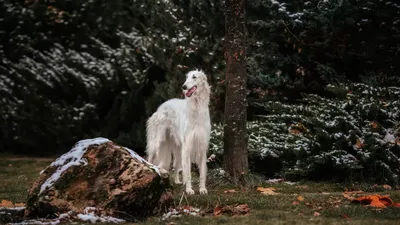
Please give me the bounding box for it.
[186,84,211,115]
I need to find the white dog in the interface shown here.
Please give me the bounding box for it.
[146,70,211,195]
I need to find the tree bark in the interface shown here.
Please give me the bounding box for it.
[223,0,248,181]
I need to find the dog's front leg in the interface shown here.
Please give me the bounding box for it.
[199,152,208,194]
[182,142,194,195]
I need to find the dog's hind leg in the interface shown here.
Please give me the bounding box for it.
[157,140,172,171]
[172,146,182,184]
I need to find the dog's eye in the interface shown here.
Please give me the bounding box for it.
[192,75,197,79]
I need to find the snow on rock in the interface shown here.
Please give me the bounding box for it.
[39,137,111,194]
[124,147,161,175]
[25,138,172,221]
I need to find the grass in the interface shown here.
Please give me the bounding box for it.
[1,155,400,225]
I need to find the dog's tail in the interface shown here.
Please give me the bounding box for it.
[145,112,169,164]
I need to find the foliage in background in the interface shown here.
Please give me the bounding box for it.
[210,83,400,184]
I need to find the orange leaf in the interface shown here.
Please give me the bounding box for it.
[213,205,222,216]
[257,187,279,195]
[343,214,350,219]
[0,200,14,207]
[392,202,400,208]
[351,195,393,208]
[297,195,305,201]
[14,203,25,207]
[289,128,301,135]
[224,189,236,194]
[355,139,363,149]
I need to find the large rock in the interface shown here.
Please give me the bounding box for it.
[24,137,172,221]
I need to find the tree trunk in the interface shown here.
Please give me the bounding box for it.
[223,0,248,181]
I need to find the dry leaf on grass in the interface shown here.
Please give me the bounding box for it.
[224,189,236,194]
[213,204,250,216]
[313,212,321,217]
[14,203,26,207]
[297,195,305,201]
[0,200,13,207]
[0,200,25,208]
[257,187,279,195]
[343,190,364,200]
[295,185,309,189]
[350,195,395,208]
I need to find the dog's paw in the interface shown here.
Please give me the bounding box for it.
[185,188,195,195]
[199,187,208,195]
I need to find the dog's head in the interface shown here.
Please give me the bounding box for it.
[182,70,209,98]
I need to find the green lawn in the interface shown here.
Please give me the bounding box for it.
[1,155,400,225]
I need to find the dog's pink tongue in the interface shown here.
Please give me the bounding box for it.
[185,86,197,97]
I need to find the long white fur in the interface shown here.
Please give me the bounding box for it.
[146,70,211,195]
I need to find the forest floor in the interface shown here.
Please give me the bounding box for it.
[1,156,400,225]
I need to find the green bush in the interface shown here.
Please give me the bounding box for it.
[210,83,400,184]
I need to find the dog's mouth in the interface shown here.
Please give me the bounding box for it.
[185,86,197,97]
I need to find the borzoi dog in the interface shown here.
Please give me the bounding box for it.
[146,70,211,195]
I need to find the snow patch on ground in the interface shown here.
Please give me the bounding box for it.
[8,207,125,224]
[162,206,201,220]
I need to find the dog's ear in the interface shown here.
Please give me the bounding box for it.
[201,73,208,82]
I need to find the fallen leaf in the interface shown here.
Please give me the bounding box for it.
[297,195,305,201]
[351,195,393,208]
[213,205,222,216]
[0,200,14,207]
[224,189,236,194]
[292,201,300,206]
[371,121,379,129]
[393,203,400,208]
[14,203,25,207]
[343,190,363,200]
[289,128,301,135]
[314,212,321,217]
[355,138,364,149]
[295,185,309,189]
[213,204,250,216]
[382,184,392,190]
[343,214,350,219]
[257,187,279,195]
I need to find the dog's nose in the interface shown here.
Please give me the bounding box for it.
[182,85,187,90]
